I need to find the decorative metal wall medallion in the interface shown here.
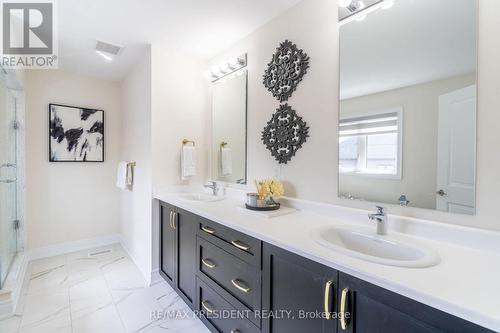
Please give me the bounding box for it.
[261,104,309,164]
[263,40,310,102]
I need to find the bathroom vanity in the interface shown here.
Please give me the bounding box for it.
[156,191,497,333]
[154,0,495,332]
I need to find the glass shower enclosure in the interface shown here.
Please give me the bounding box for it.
[0,73,20,288]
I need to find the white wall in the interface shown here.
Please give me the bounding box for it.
[208,0,338,201]
[340,74,475,209]
[150,46,209,272]
[207,0,500,231]
[119,48,153,282]
[25,70,121,249]
[151,46,209,191]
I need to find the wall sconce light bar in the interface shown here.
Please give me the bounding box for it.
[338,0,392,23]
[205,53,247,82]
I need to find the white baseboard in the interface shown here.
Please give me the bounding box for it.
[0,234,122,319]
[27,234,121,261]
[150,268,162,285]
[12,254,28,314]
[119,238,153,286]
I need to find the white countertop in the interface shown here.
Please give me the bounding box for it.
[154,187,500,331]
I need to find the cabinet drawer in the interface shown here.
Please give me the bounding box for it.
[197,237,261,313]
[197,218,261,267]
[197,277,260,333]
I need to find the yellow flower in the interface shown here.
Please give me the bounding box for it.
[269,179,284,197]
[255,178,284,198]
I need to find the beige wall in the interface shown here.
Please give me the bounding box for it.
[119,48,153,282]
[208,0,500,231]
[25,70,122,249]
[340,74,475,209]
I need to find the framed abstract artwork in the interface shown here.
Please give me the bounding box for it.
[49,103,104,162]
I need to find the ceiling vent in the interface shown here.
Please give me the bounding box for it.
[95,40,122,55]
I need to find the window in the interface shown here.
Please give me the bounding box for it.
[339,109,402,178]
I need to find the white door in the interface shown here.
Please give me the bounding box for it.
[436,85,476,215]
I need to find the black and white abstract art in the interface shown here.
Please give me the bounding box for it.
[49,104,104,162]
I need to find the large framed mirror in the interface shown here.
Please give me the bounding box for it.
[338,0,477,215]
[211,68,248,184]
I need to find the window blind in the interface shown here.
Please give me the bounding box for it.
[339,112,399,137]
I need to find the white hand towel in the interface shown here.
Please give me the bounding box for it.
[221,147,233,176]
[181,146,197,180]
[116,162,128,190]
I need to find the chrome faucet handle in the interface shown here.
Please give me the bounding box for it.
[375,206,385,215]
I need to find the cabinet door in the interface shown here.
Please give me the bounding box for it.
[160,202,176,286]
[338,272,492,333]
[175,207,197,307]
[262,243,338,333]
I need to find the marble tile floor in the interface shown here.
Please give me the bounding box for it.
[0,243,209,333]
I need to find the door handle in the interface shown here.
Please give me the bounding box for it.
[436,189,447,197]
[201,258,216,269]
[169,211,173,229]
[172,212,177,229]
[324,280,334,320]
[201,225,215,234]
[201,300,215,314]
[230,330,241,333]
[231,240,250,252]
[231,279,251,293]
[340,288,350,330]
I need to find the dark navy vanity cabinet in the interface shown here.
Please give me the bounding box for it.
[159,202,198,307]
[159,201,492,333]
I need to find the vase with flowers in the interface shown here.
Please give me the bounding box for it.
[254,178,285,207]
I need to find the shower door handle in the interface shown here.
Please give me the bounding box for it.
[0,163,17,183]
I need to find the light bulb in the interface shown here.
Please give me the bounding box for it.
[338,0,353,8]
[96,50,112,61]
[219,62,229,74]
[228,57,238,69]
[211,65,221,77]
[382,0,394,9]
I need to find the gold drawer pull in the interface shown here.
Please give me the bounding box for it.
[340,288,350,330]
[169,211,174,229]
[231,279,251,293]
[230,330,241,333]
[201,258,216,269]
[201,226,215,234]
[201,300,215,314]
[172,212,177,229]
[324,280,334,320]
[231,240,250,251]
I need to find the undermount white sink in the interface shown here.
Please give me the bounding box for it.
[311,226,440,268]
[178,193,225,202]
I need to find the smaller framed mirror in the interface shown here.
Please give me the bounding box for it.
[210,68,247,184]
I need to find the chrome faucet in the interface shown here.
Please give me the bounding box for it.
[398,194,410,207]
[368,206,388,235]
[204,181,219,196]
